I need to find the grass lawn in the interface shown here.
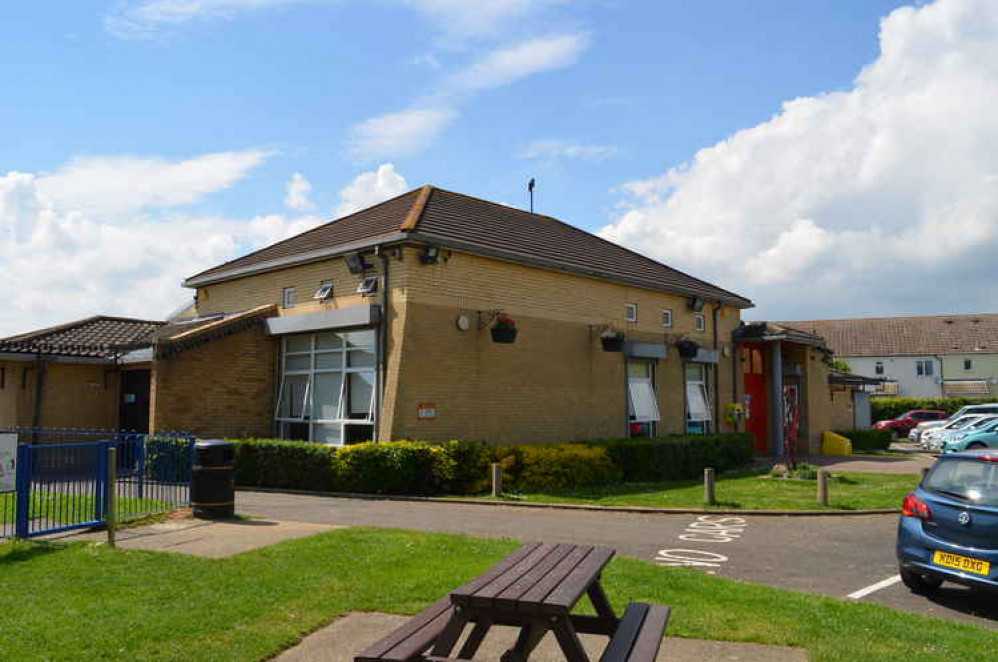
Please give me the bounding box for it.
[0,491,168,524]
[474,471,918,510]
[0,527,991,662]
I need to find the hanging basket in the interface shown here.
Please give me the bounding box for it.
[676,339,700,359]
[491,327,518,344]
[601,336,625,352]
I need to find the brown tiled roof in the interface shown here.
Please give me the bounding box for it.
[781,314,998,357]
[186,185,752,307]
[0,316,165,359]
[153,305,276,358]
[733,321,828,349]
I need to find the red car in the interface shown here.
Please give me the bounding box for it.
[874,410,948,439]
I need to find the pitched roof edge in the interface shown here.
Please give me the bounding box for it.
[0,315,165,343]
[154,304,277,358]
[399,185,433,231]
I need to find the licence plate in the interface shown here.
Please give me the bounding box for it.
[932,551,991,576]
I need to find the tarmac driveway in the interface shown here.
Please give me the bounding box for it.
[237,490,997,630]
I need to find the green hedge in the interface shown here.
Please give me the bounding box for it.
[871,397,994,421]
[833,429,892,452]
[582,434,754,482]
[226,433,755,496]
[145,436,194,483]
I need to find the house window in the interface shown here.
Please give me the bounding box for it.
[314,280,333,301]
[275,329,377,445]
[875,361,884,375]
[627,361,659,438]
[916,359,934,377]
[685,362,712,435]
[282,287,296,308]
[662,309,673,328]
[964,359,973,371]
[694,314,706,332]
[625,303,638,323]
[357,275,380,295]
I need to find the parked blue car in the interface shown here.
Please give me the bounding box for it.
[896,450,998,594]
[942,418,998,453]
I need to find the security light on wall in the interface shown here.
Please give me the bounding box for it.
[689,296,706,312]
[345,252,370,274]
[420,244,440,265]
[357,275,380,295]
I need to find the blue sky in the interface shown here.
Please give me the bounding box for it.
[4,0,997,335]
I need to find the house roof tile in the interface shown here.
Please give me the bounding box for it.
[0,316,165,359]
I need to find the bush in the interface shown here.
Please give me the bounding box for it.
[232,438,337,492]
[497,444,620,492]
[333,441,454,494]
[144,436,194,483]
[834,429,892,452]
[871,397,994,422]
[583,433,754,482]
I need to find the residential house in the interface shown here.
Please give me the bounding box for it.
[783,314,998,398]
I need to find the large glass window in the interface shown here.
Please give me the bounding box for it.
[275,329,377,445]
[685,362,713,435]
[627,361,659,438]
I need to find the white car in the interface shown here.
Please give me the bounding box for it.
[922,414,997,452]
[911,403,998,445]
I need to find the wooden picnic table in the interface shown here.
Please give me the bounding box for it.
[357,542,670,662]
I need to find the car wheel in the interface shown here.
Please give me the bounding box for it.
[967,442,986,450]
[900,567,943,594]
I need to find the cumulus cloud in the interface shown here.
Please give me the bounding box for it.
[0,151,323,337]
[349,33,590,160]
[336,163,409,217]
[519,139,619,164]
[284,172,313,211]
[599,0,998,319]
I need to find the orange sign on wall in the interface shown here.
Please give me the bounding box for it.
[417,404,437,420]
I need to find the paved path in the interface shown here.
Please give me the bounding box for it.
[275,612,808,662]
[238,490,997,630]
[809,454,933,474]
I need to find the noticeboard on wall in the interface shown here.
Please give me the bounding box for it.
[0,433,16,493]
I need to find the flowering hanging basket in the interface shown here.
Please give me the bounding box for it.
[676,339,701,359]
[491,314,518,344]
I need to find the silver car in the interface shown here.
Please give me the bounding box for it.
[923,415,998,452]
[912,404,998,446]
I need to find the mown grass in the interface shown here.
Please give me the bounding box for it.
[476,471,919,510]
[0,491,168,524]
[0,527,991,662]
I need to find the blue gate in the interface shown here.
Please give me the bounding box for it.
[0,429,195,539]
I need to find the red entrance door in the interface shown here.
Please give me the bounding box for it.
[742,345,769,452]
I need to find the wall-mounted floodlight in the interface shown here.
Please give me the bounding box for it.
[420,244,440,265]
[345,252,370,274]
[689,296,706,312]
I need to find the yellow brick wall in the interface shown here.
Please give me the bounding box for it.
[0,360,26,427]
[150,324,277,438]
[37,363,120,429]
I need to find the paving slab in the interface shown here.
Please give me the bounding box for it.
[808,454,931,474]
[273,612,809,662]
[54,518,339,558]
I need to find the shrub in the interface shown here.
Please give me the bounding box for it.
[583,433,754,482]
[333,441,455,494]
[437,439,494,494]
[232,438,337,492]
[834,428,892,452]
[497,444,620,492]
[871,397,994,422]
[144,436,194,483]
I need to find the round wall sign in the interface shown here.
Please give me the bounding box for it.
[456,314,471,331]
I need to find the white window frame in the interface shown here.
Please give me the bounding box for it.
[275,331,377,445]
[661,309,673,328]
[916,359,934,377]
[357,275,380,295]
[627,370,660,424]
[694,314,706,332]
[282,287,296,308]
[625,303,638,323]
[314,280,334,301]
[685,362,713,434]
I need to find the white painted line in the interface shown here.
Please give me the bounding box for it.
[847,574,901,600]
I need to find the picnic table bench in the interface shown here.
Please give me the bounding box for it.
[356,542,670,662]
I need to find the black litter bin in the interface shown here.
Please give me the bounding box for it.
[191,439,235,519]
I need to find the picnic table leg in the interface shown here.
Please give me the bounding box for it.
[551,617,592,662]
[430,610,469,657]
[457,617,493,659]
[587,579,619,628]
[499,620,550,662]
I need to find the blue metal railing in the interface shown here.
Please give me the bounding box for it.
[1,428,195,539]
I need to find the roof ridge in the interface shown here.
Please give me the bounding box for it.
[782,312,998,324]
[427,186,751,305]
[399,185,434,231]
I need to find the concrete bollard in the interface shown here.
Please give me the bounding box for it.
[817,468,830,506]
[491,462,503,498]
[704,467,716,506]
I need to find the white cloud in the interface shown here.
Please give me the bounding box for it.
[404,0,566,39]
[347,107,458,161]
[599,0,998,319]
[284,172,313,211]
[336,163,409,217]
[36,151,270,215]
[0,151,323,337]
[519,139,619,164]
[349,33,590,160]
[105,0,316,39]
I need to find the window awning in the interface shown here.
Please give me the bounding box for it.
[265,304,381,336]
[944,380,991,397]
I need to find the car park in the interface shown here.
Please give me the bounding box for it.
[921,414,993,452]
[897,450,998,595]
[874,410,947,440]
[928,415,998,453]
[942,418,998,453]
[910,403,998,445]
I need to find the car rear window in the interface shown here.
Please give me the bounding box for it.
[925,459,998,507]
